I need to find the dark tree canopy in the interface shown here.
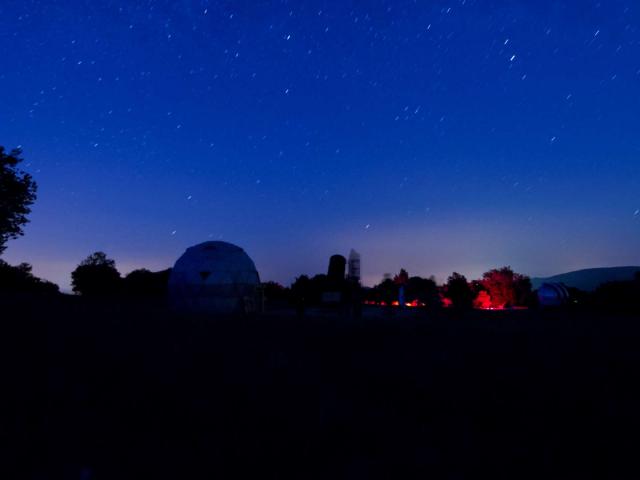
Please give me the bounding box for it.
[0,260,59,295]
[445,272,474,310]
[290,274,329,305]
[406,276,440,308]
[290,274,310,295]
[0,146,37,255]
[593,275,640,312]
[79,251,116,269]
[71,252,121,296]
[262,281,289,303]
[367,278,397,305]
[366,272,440,308]
[122,268,171,298]
[393,268,409,286]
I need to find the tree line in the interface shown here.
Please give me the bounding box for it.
[1,145,638,312]
[70,252,170,298]
[287,266,533,310]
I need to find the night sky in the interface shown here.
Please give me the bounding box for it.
[1,0,639,290]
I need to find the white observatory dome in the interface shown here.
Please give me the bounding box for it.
[168,241,260,315]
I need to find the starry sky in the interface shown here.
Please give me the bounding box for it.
[1,0,639,290]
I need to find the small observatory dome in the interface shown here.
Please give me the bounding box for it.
[537,282,570,307]
[168,241,260,315]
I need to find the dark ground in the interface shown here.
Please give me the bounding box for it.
[3,294,640,479]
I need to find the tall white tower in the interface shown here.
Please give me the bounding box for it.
[348,249,361,283]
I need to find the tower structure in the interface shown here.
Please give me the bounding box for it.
[348,249,361,283]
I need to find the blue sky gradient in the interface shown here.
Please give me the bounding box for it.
[1,0,639,289]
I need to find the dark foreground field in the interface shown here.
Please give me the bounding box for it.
[4,295,640,479]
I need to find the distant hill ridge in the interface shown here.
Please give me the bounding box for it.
[531,266,640,292]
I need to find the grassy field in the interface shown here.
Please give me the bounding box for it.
[4,294,640,479]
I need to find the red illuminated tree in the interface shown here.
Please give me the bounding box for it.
[479,266,531,308]
[474,290,492,309]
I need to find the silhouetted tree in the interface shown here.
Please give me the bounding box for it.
[0,260,59,294]
[445,272,473,310]
[0,146,37,255]
[291,275,312,317]
[71,252,121,296]
[368,277,397,305]
[593,278,640,312]
[262,281,289,303]
[479,266,531,308]
[291,275,310,297]
[291,274,331,305]
[470,279,485,296]
[309,274,330,304]
[406,276,441,307]
[393,268,409,286]
[122,268,170,298]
